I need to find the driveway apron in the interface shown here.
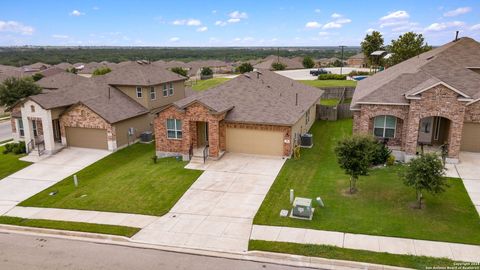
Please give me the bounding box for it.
[455,152,480,215]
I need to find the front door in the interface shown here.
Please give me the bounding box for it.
[52,119,61,142]
[418,117,433,144]
[196,122,209,147]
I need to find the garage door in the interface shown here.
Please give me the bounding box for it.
[461,122,480,152]
[65,127,108,150]
[226,127,284,156]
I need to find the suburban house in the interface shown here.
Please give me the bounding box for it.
[154,70,322,160]
[9,61,187,155]
[254,55,304,70]
[347,53,367,68]
[351,37,480,163]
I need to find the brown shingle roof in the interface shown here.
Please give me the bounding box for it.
[352,37,480,109]
[173,70,322,126]
[254,55,304,70]
[105,61,187,86]
[36,72,88,89]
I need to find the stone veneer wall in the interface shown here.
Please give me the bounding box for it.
[465,101,480,123]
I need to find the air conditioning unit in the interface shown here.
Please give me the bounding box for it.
[300,133,313,148]
[140,131,153,142]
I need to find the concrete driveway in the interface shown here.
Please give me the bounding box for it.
[455,152,480,215]
[0,120,12,142]
[0,147,110,215]
[132,153,286,253]
[275,67,371,80]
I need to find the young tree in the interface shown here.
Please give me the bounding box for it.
[335,135,376,193]
[401,153,447,209]
[236,62,254,73]
[170,67,188,77]
[0,77,42,107]
[302,56,315,68]
[389,32,432,66]
[271,62,286,70]
[361,31,384,66]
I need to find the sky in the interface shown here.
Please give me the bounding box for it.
[0,0,479,47]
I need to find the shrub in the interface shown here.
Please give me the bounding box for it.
[170,67,187,77]
[271,62,286,70]
[318,74,347,80]
[386,155,396,166]
[3,141,26,155]
[236,62,254,74]
[66,67,77,74]
[200,67,213,76]
[348,70,371,76]
[31,73,44,81]
[371,141,392,165]
[92,67,112,76]
[302,57,315,68]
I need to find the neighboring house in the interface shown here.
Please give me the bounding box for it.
[154,70,322,160]
[316,57,340,67]
[9,61,187,155]
[347,53,367,68]
[22,62,51,73]
[254,55,304,70]
[187,60,232,77]
[76,61,117,77]
[351,37,480,163]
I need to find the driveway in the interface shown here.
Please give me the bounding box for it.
[275,67,371,80]
[455,152,480,215]
[132,153,285,253]
[0,120,12,142]
[0,147,110,215]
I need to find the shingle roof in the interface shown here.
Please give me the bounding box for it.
[172,70,323,126]
[352,37,480,109]
[254,55,304,70]
[36,72,88,89]
[105,61,187,86]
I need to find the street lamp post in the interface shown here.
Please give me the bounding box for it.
[339,45,346,75]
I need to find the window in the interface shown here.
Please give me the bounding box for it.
[373,115,396,138]
[162,83,168,97]
[150,87,156,100]
[30,105,35,112]
[168,82,174,96]
[305,109,310,125]
[166,119,182,139]
[32,120,38,137]
[18,119,24,137]
[136,87,142,98]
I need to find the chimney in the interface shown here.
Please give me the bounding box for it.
[454,31,459,42]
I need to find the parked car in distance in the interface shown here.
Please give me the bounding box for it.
[310,68,330,76]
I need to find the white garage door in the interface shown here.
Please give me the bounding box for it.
[226,127,284,156]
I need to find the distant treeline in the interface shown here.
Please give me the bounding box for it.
[0,47,359,66]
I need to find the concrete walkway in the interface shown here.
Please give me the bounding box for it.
[251,225,480,263]
[5,206,157,228]
[0,147,110,215]
[132,153,286,253]
[455,152,480,215]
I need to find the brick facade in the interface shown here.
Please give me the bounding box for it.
[353,84,474,159]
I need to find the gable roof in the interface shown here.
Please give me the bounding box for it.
[351,37,480,109]
[254,55,304,70]
[105,61,187,86]
[36,72,88,89]
[172,70,323,126]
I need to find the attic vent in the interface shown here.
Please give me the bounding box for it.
[426,56,435,61]
[244,74,251,79]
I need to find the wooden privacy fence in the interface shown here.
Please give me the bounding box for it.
[317,86,355,121]
[320,87,355,100]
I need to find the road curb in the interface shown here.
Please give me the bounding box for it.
[0,224,412,270]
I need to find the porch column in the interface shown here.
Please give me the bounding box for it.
[41,111,55,154]
[404,116,420,156]
[21,114,33,149]
[447,121,463,159]
[208,120,219,157]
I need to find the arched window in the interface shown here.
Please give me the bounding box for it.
[373,115,397,138]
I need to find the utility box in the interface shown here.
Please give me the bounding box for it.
[300,133,313,148]
[290,197,314,220]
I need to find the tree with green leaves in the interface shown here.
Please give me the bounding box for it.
[92,67,112,76]
[0,77,42,107]
[400,153,447,209]
[335,135,376,193]
[31,73,44,82]
[302,57,315,68]
[361,31,384,66]
[388,32,432,66]
[66,67,77,74]
[236,62,254,73]
[200,67,213,76]
[271,62,286,70]
[170,67,188,77]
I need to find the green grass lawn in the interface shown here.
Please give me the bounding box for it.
[0,216,139,237]
[191,78,231,91]
[299,80,357,88]
[0,146,31,180]
[319,98,340,106]
[254,119,480,245]
[20,143,203,216]
[250,240,459,269]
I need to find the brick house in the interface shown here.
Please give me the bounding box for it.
[155,70,322,160]
[8,61,187,155]
[351,37,480,163]
[347,53,367,68]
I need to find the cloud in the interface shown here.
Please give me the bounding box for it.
[318,32,330,36]
[227,18,241,23]
[0,20,34,35]
[70,10,85,16]
[92,6,100,11]
[443,7,471,17]
[52,34,69,39]
[336,18,351,24]
[314,9,321,13]
[323,22,342,29]
[215,20,227,26]
[425,21,465,32]
[471,24,480,30]
[366,28,376,33]
[331,13,342,18]
[197,26,208,32]
[172,19,202,26]
[321,14,351,30]
[169,37,180,42]
[212,10,217,14]
[380,10,409,21]
[305,21,322,28]
[229,11,248,19]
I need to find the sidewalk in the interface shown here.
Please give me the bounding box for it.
[5,206,158,228]
[250,225,480,263]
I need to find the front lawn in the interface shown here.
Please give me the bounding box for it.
[254,119,480,245]
[299,80,357,88]
[191,78,230,91]
[0,146,31,180]
[20,143,203,216]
